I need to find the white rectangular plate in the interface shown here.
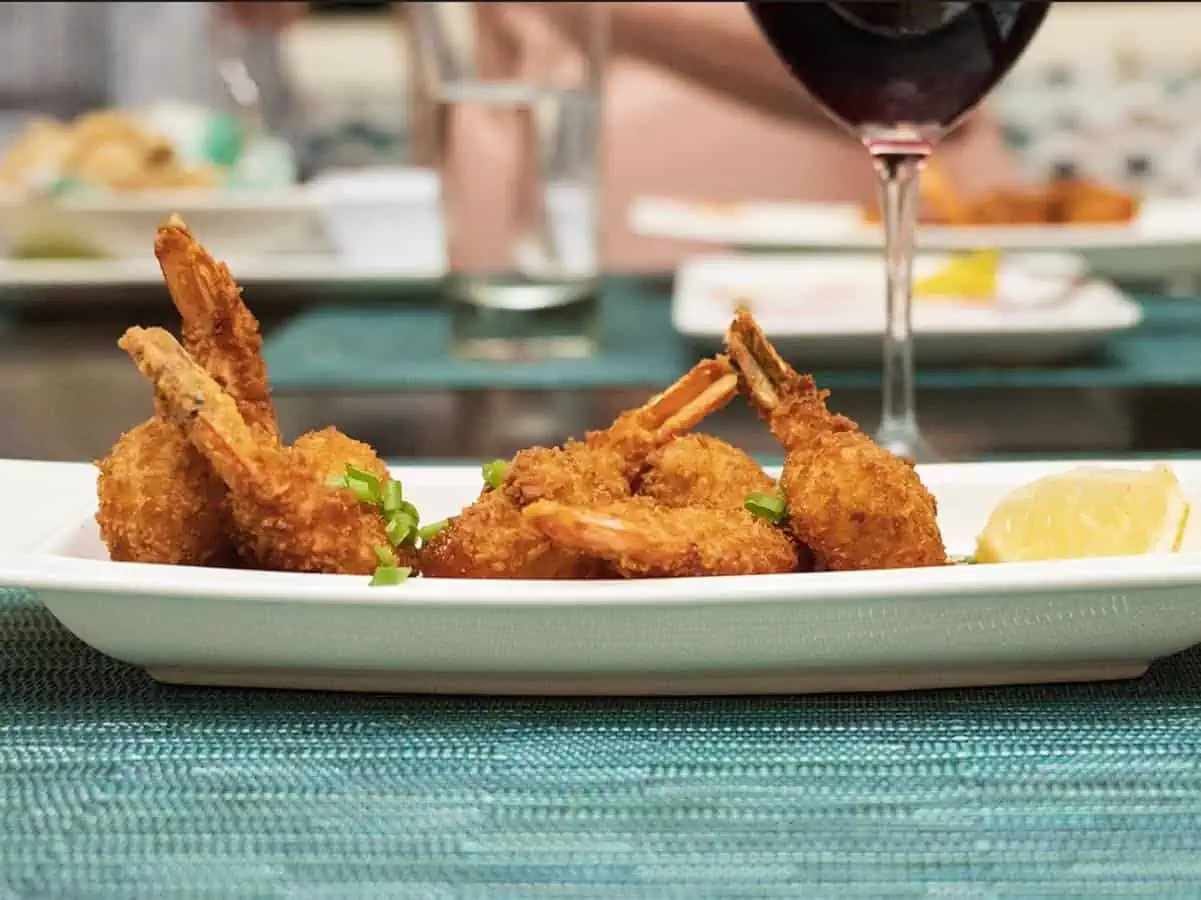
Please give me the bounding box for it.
[0,254,444,301]
[0,187,329,259]
[673,254,1141,366]
[632,196,1201,284]
[1,459,1200,696]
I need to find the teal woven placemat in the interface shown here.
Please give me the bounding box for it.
[6,588,1201,896]
[263,284,1201,394]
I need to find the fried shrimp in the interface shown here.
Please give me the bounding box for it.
[502,357,740,508]
[421,357,740,579]
[95,216,275,567]
[522,430,803,579]
[523,497,797,578]
[638,433,776,509]
[118,326,413,577]
[724,309,946,571]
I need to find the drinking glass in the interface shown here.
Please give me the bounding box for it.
[409,2,608,361]
[746,1,1050,461]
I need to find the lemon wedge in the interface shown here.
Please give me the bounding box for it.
[975,464,1190,564]
[914,249,1000,301]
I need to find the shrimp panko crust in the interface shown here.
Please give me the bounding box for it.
[522,430,803,579]
[638,433,776,509]
[95,419,230,566]
[118,326,413,577]
[725,309,947,571]
[421,357,740,579]
[501,356,740,509]
[421,489,607,580]
[524,497,797,578]
[95,215,275,567]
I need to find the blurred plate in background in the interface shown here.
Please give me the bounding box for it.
[634,196,1201,285]
[0,187,329,260]
[0,254,444,303]
[673,253,1141,366]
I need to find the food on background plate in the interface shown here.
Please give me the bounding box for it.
[912,249,1000,301]
[863,160,1139,227]
[976,464,1195,564]
[0,111,219,193]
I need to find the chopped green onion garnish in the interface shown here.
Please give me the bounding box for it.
[344,464,382,504]
[370,565,411,587]
[418,519,449,542]
[745,491,787,524]
[381,479,404,513]
[373,544,397,567]
[482,459,510,489]
[386,515,414,546]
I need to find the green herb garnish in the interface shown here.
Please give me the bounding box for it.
[328,463,446,586]
[386,514,414,547]
[370,565,412,587]
[745,491,787,524]
[482,459,510,490]
[418,519,449,542]
[344,465,382,504]
[380,479,404,514]
[950,555,977,565]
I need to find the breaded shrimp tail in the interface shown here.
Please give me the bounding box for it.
[118,326,282,497]
[119,326,403,576]
[724,308,946,571]
[725,307,856,450]
[155,215,277,436]
[96,215,279,568]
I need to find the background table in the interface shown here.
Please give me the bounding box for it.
[259,282,1201,460]
[4,584,1201,896]
[5,277,1201,461]
[263,279,1201,393]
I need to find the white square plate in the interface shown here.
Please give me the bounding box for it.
[673,254,1141,366]
[2,459,1200,696]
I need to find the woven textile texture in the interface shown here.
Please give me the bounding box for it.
[4,588,1201,898]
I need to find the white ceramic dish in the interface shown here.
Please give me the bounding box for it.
[674,254,1141,366]
[0,254,445,301]
[2,459,1201,696]
[0,187,329,259]
[632,196,1201,285]
[306,166,447,272]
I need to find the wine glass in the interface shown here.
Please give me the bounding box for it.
[746,1,1051,461]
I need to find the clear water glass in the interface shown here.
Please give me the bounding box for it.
[410,3,608,361]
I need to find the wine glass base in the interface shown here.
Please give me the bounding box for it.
[874,424,942,465]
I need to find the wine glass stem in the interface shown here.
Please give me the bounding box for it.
[874,152,926,455]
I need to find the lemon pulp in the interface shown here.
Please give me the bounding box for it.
[975,464,1189,564]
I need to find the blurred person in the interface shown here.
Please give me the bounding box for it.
[470,2,1021,271]
[250,1,1023,270]
[0,2,292,147]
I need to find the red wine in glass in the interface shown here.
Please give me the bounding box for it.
[746,1,1050,460]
